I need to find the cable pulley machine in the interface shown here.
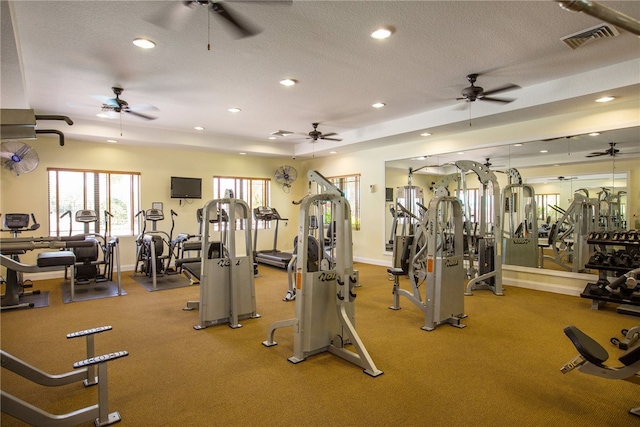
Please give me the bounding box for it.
[263,170,382,377]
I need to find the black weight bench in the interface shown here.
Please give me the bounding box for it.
[561,325,640,417]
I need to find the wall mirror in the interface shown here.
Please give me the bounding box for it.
[384,126,638,272]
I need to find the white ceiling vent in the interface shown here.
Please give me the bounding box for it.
[561,23,620,50]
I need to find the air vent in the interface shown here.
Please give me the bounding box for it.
[561,23,620,50]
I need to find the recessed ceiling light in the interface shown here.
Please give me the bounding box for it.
[414,156,427,160]
[514,143,523,147]
[194,126,204,131]
[280,78,298,87]
[239,152,247,155]
[228,108,241,113]
[96,113,110,118]
[420,132,432,137]
[329,151,337,154]
[595,96,615,103]
[588,132,600,136]
[457,152,465,155]
[372,102,386,108]
[106,139,118,143]
[133,38,155,49]
[370,26,395,39]
[540,149,549,153]
[271,130,293,137]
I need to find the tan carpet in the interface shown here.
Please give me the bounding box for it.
[1,263,638,426]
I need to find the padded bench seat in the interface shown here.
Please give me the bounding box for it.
[37,251,76,268]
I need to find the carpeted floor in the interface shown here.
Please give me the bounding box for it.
[1,263,638,426]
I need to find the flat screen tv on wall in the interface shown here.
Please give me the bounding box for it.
[171,177,202,199]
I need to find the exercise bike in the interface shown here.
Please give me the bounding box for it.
[0,213,42,309]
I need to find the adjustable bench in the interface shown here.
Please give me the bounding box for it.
[561,325,640,417]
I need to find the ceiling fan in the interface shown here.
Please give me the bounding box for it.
[457,73,520,103]
[306,123,342,142]
[585,142,635,158]
[99,87,157,120]
[150,1,289,38]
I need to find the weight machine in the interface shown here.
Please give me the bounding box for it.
[263,170,382,377]
[544,192,597,272]
[501,180,538,268]
[389,191,467,331]
[433,161,503,296]
[184,196,260,330]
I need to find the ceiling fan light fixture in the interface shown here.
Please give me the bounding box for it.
[371,26,394,39]
[280,78,298,87]
[133,38,156,49]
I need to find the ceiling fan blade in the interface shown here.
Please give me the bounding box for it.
[321,137,342,141]
[210,2,261,38]
[125,110,157,120]
[482,84,520,97]
[479,96,513,103]
[147,1,195,31]
[321,132,338,138]
[128,104,160,112]
[585,152,607,157]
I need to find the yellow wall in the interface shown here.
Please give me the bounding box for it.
[0,137,305,267]
[1,97,638,286]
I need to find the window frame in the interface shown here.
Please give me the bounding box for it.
[326,173,361,231]
[47,167,140,237]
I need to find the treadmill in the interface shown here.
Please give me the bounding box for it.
[253,206,293,269]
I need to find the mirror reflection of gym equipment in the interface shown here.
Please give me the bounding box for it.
[184,196,260,330]
[263,170,383,377]
[501,176,539,269]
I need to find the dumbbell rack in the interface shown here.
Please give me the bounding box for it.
[581,230,640,313]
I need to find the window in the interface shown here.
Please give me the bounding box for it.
[48,168,140,237]
[327,174,361,231]
[535,193,561,224]
[212,176,270,228]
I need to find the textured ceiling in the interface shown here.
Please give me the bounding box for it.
[2,0,639,158]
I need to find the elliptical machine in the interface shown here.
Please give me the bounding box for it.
[60,210,119,285]
[134,203,179,290]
